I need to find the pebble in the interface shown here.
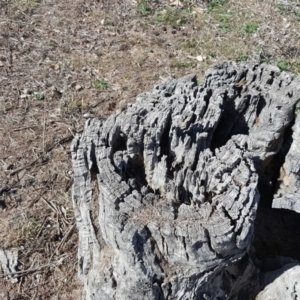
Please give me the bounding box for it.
[83,112,95,118]
[23,88,31,95]
[75,84,83,91]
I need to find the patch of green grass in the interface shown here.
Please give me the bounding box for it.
[276,60,300,74]
[137,0,152,16]
[20,216,42,243]
[213,9,233,32]
[275,3,288,13]
[275,3,293,15]
[259,54,271,64]
[219,23,232,32]
[275,3,300,21]
[208,51,216,58]
[93,80,109,90]
[241,23,259,35]
[208,0,229,10]
[241,11,256,19]
[153,8,188,25]
[35,93,44,100]
[5,214,43,247]
[277,60,291,72]
[171,61,193,68]
[237,54,249,62]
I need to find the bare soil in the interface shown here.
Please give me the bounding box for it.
[0,0,300,299]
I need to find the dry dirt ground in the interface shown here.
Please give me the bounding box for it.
[0,0,300,299]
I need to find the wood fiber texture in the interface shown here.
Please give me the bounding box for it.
[71,61,300,300]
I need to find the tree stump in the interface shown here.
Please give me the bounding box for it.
[71,61,300,299]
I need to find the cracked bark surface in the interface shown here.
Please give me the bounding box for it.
[273,112,300,213]
[0,249,18,283]
[71,61,300,300]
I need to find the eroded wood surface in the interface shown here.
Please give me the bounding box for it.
[71,61,300,300]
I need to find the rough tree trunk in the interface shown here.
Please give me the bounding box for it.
[71,61,300,300]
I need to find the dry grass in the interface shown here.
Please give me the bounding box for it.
[0,0,300,298]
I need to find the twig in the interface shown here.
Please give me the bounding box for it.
[9,135,73,176]
[43,95,46,150]
[13,126,38,132]
[34,216,48,240]
[58,205,73,225]
[41,196,58,213]
[55,263,77,300]
[44,135,73,153]
[55,223,76,253]
[29,188,48,208]
[0,263,53,278]
[9,157,40,176]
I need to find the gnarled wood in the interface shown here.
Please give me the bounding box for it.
[72,62,300,300]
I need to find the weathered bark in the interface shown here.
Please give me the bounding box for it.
[0,249,18,283]
[272,112,300,213]
[71,61,300,300]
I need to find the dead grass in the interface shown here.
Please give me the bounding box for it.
[1,0,300,299]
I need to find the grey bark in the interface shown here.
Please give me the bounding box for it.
[0,249,18,283]
[272,112,300,213]
[71,61,300,300]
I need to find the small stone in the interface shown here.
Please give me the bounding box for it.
[0,61,4,67]
[196,55,206,62]
[53,64,60,70]
[23,88,31,95]
[83,112,95,118]
[75,84,83,91]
